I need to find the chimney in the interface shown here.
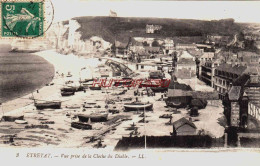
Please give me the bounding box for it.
[250,74,259,84]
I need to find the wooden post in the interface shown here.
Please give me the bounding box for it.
[237,136,241,147]
[224,133,228,148]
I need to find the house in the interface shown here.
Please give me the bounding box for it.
[176,51,197,79]
[146,24,162,34]
[128,37,144,53]
[200,59,220,87]
[254,41,260,50]
[188,49,204,59]
[172,117,197,136]
[237,51,260,66]
[144,46,162,54]
[214,64,247,99]
[164,38,174,54]
[112,40,129,58]
[135,61,169,72]
[224,73,260,128]
[175,43,197,50]
[206,35,230,46]
[166,81,193,108]
[199,52,215,65]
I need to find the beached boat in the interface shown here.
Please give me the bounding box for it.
[77,113,108,122]
[89,86,101,90]
[1,115,24,122]
[15,120,28,124]
[60,86,77,92]
[150,87,168,93]
[34,101,62,110]
[71,122,92,130]
[124,102,153,112]
[79,78,94,83]
[165,99,183,108]
[61,91,75,96]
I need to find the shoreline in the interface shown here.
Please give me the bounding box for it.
[1,50,104,115]
[1,50,68,115]
[0,52,55,103]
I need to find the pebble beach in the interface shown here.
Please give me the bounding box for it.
[0,50,225,149]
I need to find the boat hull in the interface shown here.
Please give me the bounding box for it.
[78,114,108,122]
[124,103,153,112]
[35,102,62,110]
[151,87,168,93]
[71,122,92,130]
[61,91,75,96]
[89,86,101,90]
[1,115,24,122]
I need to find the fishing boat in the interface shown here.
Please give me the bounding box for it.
[165,99,182,108]
[79,78,94,83]
[34,101,62,110]
[124,102,153,112]
[71,122,92,130]
[89,86,101,90]
[61,91,75,96]
[60,86,77,92]
[150,87,168,93]
[77,113,108,122]
[1,115,24,122]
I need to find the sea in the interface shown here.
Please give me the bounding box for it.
[0,50,55,103]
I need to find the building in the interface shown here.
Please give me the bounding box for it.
[200,60,220,87]
[254,41,260,50]
[214,64,247,99]
[176,51,197,79]
[146,24,162,34]
[199,52,215,65]
[175,43,197,50]
[164,38,174,54]
[237,51,260,66]
[112,40,129,58]
[135,61,169,72]
[144,46,162,54]
[224,73,260,128]
[172,118,197,136]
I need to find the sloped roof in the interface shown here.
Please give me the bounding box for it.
[179,51,195,59]
[129,38,143,46]
[187,49,204,58]
[215,63,247,75]
[232,74,250,86]
[168,81,193,90]
[228,86,242,101]
[177,58,196,65]
[172,117,197,130]
[115,41,128,48]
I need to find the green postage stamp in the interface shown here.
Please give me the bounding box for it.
[1,0,44,38]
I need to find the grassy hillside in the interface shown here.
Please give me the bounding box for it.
[73,16,242,43]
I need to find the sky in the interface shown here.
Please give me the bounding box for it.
[51,0,260,23]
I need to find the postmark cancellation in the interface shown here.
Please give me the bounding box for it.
[0,0,52,38]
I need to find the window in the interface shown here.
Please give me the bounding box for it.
[141,65,144,69]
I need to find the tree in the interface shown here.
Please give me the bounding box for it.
[143,41,149,46]
[152,40,160,47]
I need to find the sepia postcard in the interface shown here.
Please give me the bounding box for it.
[0,0,260,165]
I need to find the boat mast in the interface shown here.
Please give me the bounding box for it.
[31,92,36,105]
[144,104,146,149]
[0,103,3,117]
